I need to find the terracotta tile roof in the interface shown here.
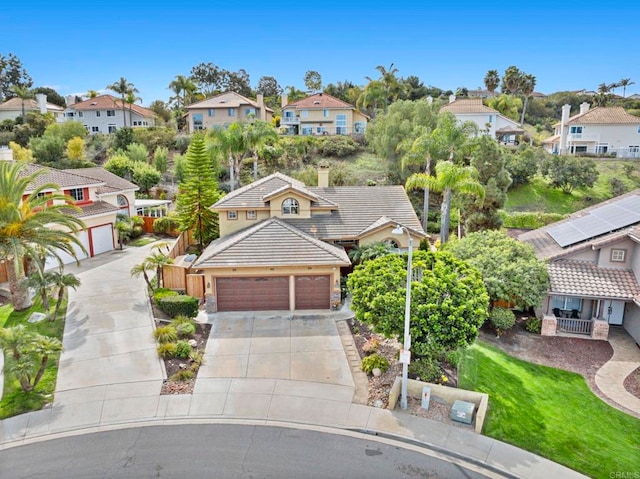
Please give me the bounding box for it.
[541,134,560,144]
[16,163,104,191]
[440,98,498,114]
[566,107,640,125]
[548,260,640,300]
[283,93,355,110]
[357,215,424,238]
[0,97,63,111]
[66,201,120,218]
[184,91,273,112]
[65,167,138,195]
[193,217,350,268]
[68,95,155,118]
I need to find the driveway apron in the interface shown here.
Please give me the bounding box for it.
[55,244,164,404]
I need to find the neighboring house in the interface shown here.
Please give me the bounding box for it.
[58,94,156,134]
[467,89,491,99]
[14,162,138,267]
[627,93,640,100]
[0,94,64,121]
[280,93,369,136]
[519,189,640,343]
[542,103,640,158]
[440,97,523,145]
[188,168,427,312]
[184,92,273,133]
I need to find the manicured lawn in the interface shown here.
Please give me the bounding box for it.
[459,341,640,478]
[0,297,67,419]
[129,235,161,247]
[506,160,640,214]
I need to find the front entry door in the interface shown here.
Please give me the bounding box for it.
[605,300,625,325]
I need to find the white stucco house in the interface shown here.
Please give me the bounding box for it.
[0,94,64,121]
[58,94,156,134]
[440,97,524,145]
[542,103,640,158]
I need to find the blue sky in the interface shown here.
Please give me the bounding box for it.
[2,1,639,105]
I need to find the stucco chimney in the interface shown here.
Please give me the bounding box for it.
[65,94,76,106]
[579,102,590,115]
[426,95,433,105]
[317,165,329,188]
[0,146,14,162]
[559,104,572,155]
[281,94,288,109]
[35,93,47,114]
[449,94,456,103]
[256,93,266,121]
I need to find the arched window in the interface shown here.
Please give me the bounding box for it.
[282,198,299,215]
[117,194,130,217]
[383,238,399,249]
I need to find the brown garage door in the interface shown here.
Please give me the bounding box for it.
[216,277,289,311]
[295,275,330,310]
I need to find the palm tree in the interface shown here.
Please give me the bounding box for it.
[406,161,485,244]
[519,74,537,125]
[618,78,635,98]
[25,270,56,314]
[50,271,81,321]
[0,162,86,310]
[9,85,33,122]
[365,63,403,110]
[348,242,393,264]
[357,80,387,118]
[484,70,500,97]
[501,66,522,95]
[244,121,278,180]
[0,324,31,360]
[7,332,63,392]
[594,82,612,107]
[125,90,143,128]
[144,252,173,289]
[209,123,246,191]
[168,75,197,111]
[130,261,154,290]
[86,89,99,99]
[107,77,136,127]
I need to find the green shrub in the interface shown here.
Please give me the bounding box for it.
[157,342,177,359]
[175,322,196,338]
[154,288,179,302]
[175,340,192,358]
[360,353,390,375]
[154,325,177,344]
[408,356,441,383]
[189,350,204,367]
[317,136,359,157]
[489,307,516,337]
[500,211,566,229]
[525,317,542,334]
[157,295,199,318]
[444,348,464,368]
[152,215,179,234]
[169,369,195,382]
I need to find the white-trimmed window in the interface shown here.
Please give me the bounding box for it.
[107,110,115,117]
[282,198,299,215]
[91,126,99,132]
[108,124,117,133]
[208,109,215,117]
[629,145,639,153]
[228,108,235,116]
[551,296,582,311]
[611,249,626,262]
[336,114,347,135]
[323,109,329,118]
[227,210,237,220]
[245,108,255,117]
[246,210,257,220]
[78,111,83,118]
[301,110,309,118]
[96,111,101,117]
[67,188,85,202]
[302,126,313,135]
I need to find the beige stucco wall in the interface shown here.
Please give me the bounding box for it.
[565,248,597,262]
[283,107,367,135]
[188,106,272,133]
[623,304,640,344]
[359,226,423,249]
[219,209,270,237]
[597,238,636,268]
[268,192,312,218]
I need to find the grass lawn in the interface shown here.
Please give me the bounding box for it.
[0,297,67,419]
[128,234,161,247]
[459,341,640,478]
[506,160,640,214]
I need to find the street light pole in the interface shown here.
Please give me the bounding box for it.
[392,225,412,410]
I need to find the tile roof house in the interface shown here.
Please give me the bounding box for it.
[58,94,156,134]
[519,189,640,343]
[280,93,369,136]
[184,92,273,133]
[188,168,427,312]
[440,97,524,145]
[542,102,640,158]
[0,94,64,121]
[10,160,138,267]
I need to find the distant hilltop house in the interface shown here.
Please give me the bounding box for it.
[542,102,640,158]
[0,94,64,121]
[280,93,369,136]
[440,96,524,145]
[58,94,156,134]
[184,91,273,133]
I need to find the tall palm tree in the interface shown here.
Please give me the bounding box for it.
[0,162,86,310]
[144,252,173,289]
[209,123,246,190]
[501,66,522,95]
[406,161,485,245]
[9,85,33,122]
[519,74,537,125]
[86,89,99,99]
[618,78,635,98]
[366,63,403,110]
[50,271,81,321]
[357,80,387,118]
[168,75,197,110]
[107,77,136,127]
[125,90,143,128]
[484,70,500,97]
[244,120,278,180]
[130,261,154,290]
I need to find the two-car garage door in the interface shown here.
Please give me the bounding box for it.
[45,224,114,269]
[216,275,330,312]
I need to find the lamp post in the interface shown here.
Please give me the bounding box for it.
[392,225,412,410]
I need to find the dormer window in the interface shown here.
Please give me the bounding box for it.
[282,198,299,215]
[67,188,85,202]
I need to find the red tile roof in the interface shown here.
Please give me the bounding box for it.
[68,94,155,118]
[284,93,355,110]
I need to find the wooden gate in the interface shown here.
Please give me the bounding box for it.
[186,274,205,299]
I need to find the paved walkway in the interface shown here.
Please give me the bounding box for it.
[595,327,640,415]
[0,244,587,478]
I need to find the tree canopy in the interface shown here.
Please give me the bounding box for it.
[540,155,599,193]
[348,250,489,355]
[444,230,548,311]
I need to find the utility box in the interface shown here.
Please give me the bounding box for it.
[451,400,475,425]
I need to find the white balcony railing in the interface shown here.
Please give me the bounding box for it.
[280,116,300,125]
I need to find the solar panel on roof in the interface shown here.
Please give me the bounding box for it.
[548,194,640,247]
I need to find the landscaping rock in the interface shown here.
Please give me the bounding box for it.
[27,312,47,323]
[373,399,384,408]
[372,368,382,377]
[188,339,198,348]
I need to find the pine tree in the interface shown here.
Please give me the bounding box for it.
[175,134,221,251]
